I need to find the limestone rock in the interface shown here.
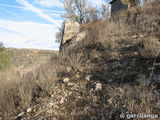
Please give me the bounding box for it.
[75,74,80,78]
[66,66,72,72]
[85,75,91,81]
[62,21,80,45]
[95,83,102,91]
[60,98,65,104]
[17,112,25,117]
[16,112,26,120]
[60,20,89,50]
[48,102,54,107]
[27,108,32,113]
[76,30,88,42]
[108,99,112,104]
[67,82,73,86]
[63,78,69,83]
[51,94,54,98]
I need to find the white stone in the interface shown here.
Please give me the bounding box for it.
[63,78,69,83]
[67,82,73,86]
[134,52,138,55]
[62,21,80,44]
[47,110,52,114]
[120,88,123,92]
[27,108,32,113]
[139,34,144,38]
[95,83,102,91]
[75,74,80,78]
[132,35,137,38]
[66,67,72,72]
[60,98,65,104]
[76,30,88,42]
[108,99,112,104]
[85,75,91,81]
[51,94,54,98]
[17,112,25,117]
[48,102,54,107]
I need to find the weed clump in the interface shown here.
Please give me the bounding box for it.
[0,43,13,70]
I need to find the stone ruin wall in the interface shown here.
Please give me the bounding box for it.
[60,21,88,50]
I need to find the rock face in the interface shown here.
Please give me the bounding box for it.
[60,20,88,51]
[62,21,80,45]
[76,30,88,42]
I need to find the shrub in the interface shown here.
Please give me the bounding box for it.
[0,43,13,70]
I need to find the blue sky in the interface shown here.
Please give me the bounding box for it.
[0,0,109,50]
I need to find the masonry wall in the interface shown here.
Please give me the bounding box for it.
[111,0,128,15]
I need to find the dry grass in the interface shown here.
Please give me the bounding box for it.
[141,37,160,57]
[81,1,160,56]
[56,1,160,119]
[0,49,58,116]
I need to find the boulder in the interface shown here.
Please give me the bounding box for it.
[85,75,91,81]
[27,108,32,113]
[63,78,70,83]
[95,83,102,91]
[16,112,26,120]
[62,21,80,45]
[76,30,88,42]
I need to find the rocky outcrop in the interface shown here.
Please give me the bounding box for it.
[62,21,80,45]
[60,21,88,51]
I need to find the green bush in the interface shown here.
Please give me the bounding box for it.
[0,42,5,52]
[0,43,13,70]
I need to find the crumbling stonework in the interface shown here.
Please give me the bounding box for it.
[110,0,139,15]
[110,0,128,15]
[60,20,88,51]
[76,30,88,42]
[62,21,80,45]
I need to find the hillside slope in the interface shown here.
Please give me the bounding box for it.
[7,48,58,75]
[0,48,58,119]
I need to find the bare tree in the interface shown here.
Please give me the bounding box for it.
[100,4,111,19]
[63,0,89,24]
[86,6,100,22]
[55,22,65,44]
